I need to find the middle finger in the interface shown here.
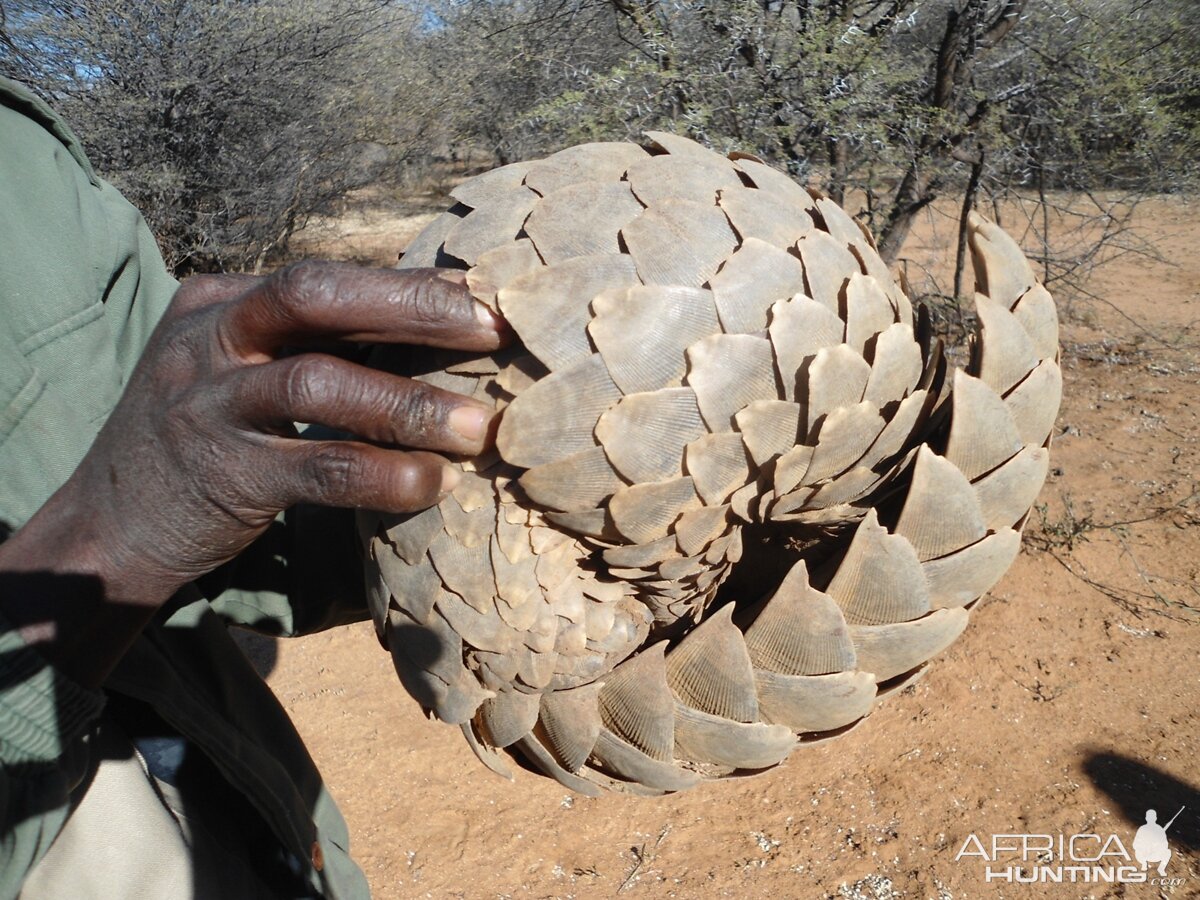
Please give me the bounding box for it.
[228,352,496,456]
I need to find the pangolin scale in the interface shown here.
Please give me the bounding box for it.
[357,133,1061,795]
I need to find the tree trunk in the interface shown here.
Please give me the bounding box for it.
[953,148,985,301]
[827,137,849,205]
[874,165,937,264]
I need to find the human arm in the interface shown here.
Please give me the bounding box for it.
[0,263,507,689]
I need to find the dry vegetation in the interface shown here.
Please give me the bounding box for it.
[4,1,1197,286]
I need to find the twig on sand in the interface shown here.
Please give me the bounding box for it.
[1027,490,1200,621]
[616,825,671,894]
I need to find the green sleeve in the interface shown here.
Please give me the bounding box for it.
[0,79,168,891]
[0,609,105,900]
[0,77,366,634]
[0,75,365,886]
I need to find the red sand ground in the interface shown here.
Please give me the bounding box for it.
[245,194,1199,899]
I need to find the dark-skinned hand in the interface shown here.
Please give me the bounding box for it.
[0,261,506,686]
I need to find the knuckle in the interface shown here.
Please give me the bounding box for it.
[269,260,334,321]
[303,444,362,501]
[424,284,469,325]
[401,270,466,325]
[390,382,443,443]
[283,355,342,413]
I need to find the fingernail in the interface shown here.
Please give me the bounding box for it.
[449,404,489,441]
[440,465,461,493]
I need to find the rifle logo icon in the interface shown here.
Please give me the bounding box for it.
[1133,806,1185,877]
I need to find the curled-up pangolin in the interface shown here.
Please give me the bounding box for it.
[357,133,1061,795]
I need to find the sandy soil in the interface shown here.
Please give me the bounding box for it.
[246,193,1200,899]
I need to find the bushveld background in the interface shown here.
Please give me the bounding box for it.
[3,2,1198,897]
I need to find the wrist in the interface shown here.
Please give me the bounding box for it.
[0,474,180,607]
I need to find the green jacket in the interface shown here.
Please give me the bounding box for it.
[0,77,371,898]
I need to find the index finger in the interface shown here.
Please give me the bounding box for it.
[218,261,508,363]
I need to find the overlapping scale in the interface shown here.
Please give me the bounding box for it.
[894,447,988,561]
[1012,285,1060,360]
[863,322,923,407]
[806,345,872,431]
[589,729,699,792]
[795,229,859,310]
[843,273,897,353]
[495,354,620,467]
[624,151,744,208]
[608,477,700,544]
[803,402,886,485]
[769,295,846,400]
[497,254,638,372]
[710,238,808,333]
[965,210,1036,307]
[479,690,542,748]
[596,388,707,483]
[665,605,759,723]
[536,682,603,772]
[719,186,814,246]
[850,609,970,682]
[672,704,796,769]
[943,370,1025,481]
[824,509,931,626]
[742,562,856,676]
[587,285,720,394]
[359,133,1061,794]
[522,181,643,264]
[449,161,530,208]
[973,293,1040,396]
[622,199,737,287]
[686,333,778,431]
[733,400,802,467]
[755,670,877,733]
[1004,360,1062,446]
[381,503,443,565]
[443,183,538,265]
[596,643,675,761]
[374,546,441,623]
[513,733,602,797]
[686,433,753,505]
[519,447,625,513]
[734,157,815,207]
[522,142,647,195]
[923,530,1022,608]
[973,446,1050,530]
[673,504,731,557]
[398,210,461,267]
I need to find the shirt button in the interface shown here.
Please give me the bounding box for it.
[311,841,325,872]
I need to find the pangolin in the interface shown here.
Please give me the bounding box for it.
[357,133,1061,795]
